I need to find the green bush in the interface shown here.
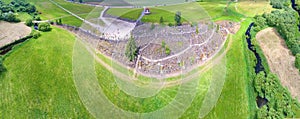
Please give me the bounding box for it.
[30,30,41,39]
[159,16,164,24]
[0,56,5,73]
[295,54,300,71]
[165,46,171,55]
[25,19,33,26]
[174,11,181,26]
[38,22,51,32]
[253,72,299,118]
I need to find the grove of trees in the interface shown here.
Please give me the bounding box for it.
[251,0,300,118]
[253,0,300,70]
[254,72,300,118]
[0,0,38,22]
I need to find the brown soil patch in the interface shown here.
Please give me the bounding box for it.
[215,20,240,34]
[256,28,300,100]
[0,21,31,48]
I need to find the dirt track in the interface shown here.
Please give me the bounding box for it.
[0,21,31,48]
[256,28,300,100]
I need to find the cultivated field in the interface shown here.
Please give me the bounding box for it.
[0,21,31,48]
[256,28,300,100]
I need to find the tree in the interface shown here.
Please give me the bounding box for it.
[254,72,266,98]
[174,11,181,26]
[125,36,138,61]
[25,4,36,13]
[56,18,62,25]
[159,16,164,24]
[79,0,83,3]
[25,18,33,26]
[38,22,51,32]
[1,12,20,22]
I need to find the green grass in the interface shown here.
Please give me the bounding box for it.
[0,27,92,118]
[198,1,244,22]
[1,0,11,4]
[235,0,274,17]
[203,19,254,119]
[52,0,94,15]
[95,62,180,113]
[16,12,33,22]
[106,8,142,18]
[27,0,95,26]
[107,2,211,23]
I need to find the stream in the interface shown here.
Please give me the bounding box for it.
[245,23,268,108]
[245,23,265,74]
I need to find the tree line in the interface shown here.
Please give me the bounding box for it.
[251,0,300,118]
[254,72,300,118]
[253,0,300,71]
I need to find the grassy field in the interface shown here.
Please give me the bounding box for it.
[235,0,274,17]
[25,0,95,26]
[0,27,92,118]
[106,2,212,23]
[202,18,255,119]
[16,12,33,22]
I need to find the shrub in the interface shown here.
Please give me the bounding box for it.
[0,56,5,73]
[295,54,300,71]
[30,30,41,39]
[168,23,174,27]
[38,22,51,32]
[25,19,33,26]
[159,16,164,24]
[165,46,171,55]
[174,11,182,26]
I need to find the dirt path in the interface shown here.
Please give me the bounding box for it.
[256,28,300,100]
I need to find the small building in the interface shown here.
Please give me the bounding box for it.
[144,8,151,15]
